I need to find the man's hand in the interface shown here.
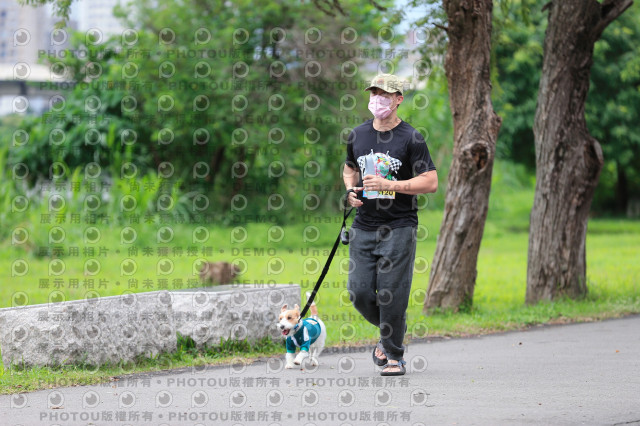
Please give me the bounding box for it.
[347,187,363,208]
[362,175,390,192]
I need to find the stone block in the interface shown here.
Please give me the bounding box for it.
[0,291,176,368]
[170,284,300,348]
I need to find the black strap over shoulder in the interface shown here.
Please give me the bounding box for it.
[299,191,354,318]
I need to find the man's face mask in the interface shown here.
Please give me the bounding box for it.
[368,94,394,119]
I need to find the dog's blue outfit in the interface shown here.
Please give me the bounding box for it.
[286,318,322,353]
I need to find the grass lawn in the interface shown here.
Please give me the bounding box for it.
[1,177,639,394]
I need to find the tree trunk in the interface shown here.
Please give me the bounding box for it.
[526,0,632,304]
[424,0,502,312]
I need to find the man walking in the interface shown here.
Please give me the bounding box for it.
[343,74,437,375]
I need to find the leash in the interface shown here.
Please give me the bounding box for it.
[299,191,354,318]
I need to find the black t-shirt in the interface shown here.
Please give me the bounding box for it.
[345,119,436,231]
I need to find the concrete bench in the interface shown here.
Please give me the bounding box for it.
[0,291,176,368]
[169,283,300,348]
[0,284,300,368]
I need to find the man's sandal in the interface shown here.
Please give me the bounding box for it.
[380,359,406,376]
[372,341,388,366]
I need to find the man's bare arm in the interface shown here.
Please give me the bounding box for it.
[343,164,363,208]
[343,164,360,190]
[362,170,438,195]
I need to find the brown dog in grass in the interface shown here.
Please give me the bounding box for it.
[199,261,240,285]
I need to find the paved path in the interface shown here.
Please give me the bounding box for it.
[1,316,639,425]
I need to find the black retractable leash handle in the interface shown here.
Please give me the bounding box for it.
[300,190,355,318]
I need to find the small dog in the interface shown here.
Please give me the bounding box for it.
[278,294,326,369]
[199,261,240,285]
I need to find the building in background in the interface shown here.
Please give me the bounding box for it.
[0,0,58,65]
[76,0,125,37]
[0,0,124,116]
[0,0,61,114]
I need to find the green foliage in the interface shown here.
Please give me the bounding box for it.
[491,0,545,170]
[401,66,452,206]
[0,146,190,246]
[173,333,280,358]
[491,0,640,215]
[586,6,640,214]
[4,0,392,225]
[409,0,447,69]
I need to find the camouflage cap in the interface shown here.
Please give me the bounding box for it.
[365,73,408,95]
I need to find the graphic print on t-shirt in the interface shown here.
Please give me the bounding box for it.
[357,150,402,199]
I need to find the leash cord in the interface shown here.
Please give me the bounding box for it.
[299,193,354,318]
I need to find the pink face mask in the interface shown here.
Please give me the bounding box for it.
[368,94,394,119]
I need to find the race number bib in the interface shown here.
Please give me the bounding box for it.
[364,190,395,199]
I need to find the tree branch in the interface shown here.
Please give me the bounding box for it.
[312,0,336,17]
[369,0,387,11]
[434,23,449,33]
[593,0,633,39]
[332,0,348,16]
